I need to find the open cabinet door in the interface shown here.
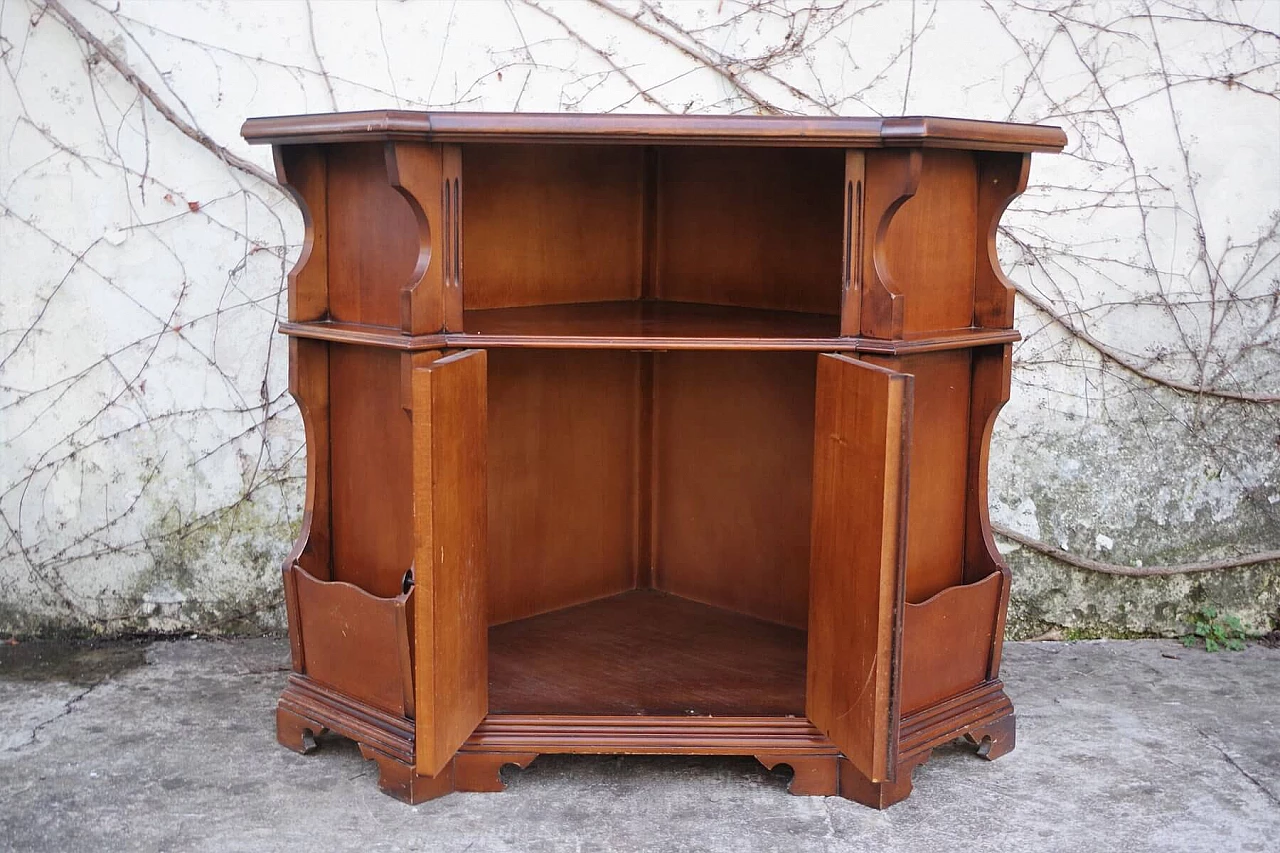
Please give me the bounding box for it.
[411,349,489,777]
[806,353,912,783]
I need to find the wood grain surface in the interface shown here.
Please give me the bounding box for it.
[411,349,489,776]
[806,354,911,784]
[489,590,806,716]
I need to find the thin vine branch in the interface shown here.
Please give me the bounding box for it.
[994,524,1280,578]
[41,0,279,189]
[587,0,782,112]
[518,1,672,113]
[1013,266,1280,404]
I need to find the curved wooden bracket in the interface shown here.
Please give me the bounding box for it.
[974,152,1031,329]
[861,148,922,339]
[273,146,329,323]
[841,705,1013,808]
[754,754,840,796]
[384,142,463,335]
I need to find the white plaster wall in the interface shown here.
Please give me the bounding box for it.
[1,0,1277,635]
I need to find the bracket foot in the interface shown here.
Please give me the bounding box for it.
[358,745,455,804]
[964,712,1016,761]
[277,705,324,755]
[838,752,931,809]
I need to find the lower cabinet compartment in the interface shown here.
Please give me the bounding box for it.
[488,588,806,716]
[899,571,1003,715]
[292,565,415,718]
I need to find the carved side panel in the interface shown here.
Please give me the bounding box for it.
[273,145,329,322]
[963,344,1014,677]
[283,338,332,577]
[282,337,332,672]
[974,153,1032,329]
[386,142,464,334]
[275,145,333,674]
[860,149,921,339]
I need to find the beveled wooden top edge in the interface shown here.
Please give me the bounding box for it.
[241,110,1067,152]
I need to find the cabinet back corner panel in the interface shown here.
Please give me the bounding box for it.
[461,143,645,310]
[652,351,816,628]
[485,349,641,624]
[655,146,845,315]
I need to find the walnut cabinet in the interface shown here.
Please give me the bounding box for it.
[240,111,1066,808]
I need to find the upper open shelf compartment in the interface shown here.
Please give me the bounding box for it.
[256,111,1064,346]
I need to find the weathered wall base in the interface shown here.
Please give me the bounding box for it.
[1004,553,1279,640]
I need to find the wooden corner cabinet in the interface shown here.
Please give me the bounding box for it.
[241,111,1066,808]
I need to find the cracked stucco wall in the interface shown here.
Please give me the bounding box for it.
[1,0,1277,638]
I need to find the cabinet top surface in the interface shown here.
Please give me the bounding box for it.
[241,110,1067,152]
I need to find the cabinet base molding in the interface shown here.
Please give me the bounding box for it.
[278,675,415,765]
[837,680,1017,809]
[275,674,1014,807]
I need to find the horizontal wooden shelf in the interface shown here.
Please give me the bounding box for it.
[280,301,1020,353]
[461,300,843,350]
[488,589,807,717]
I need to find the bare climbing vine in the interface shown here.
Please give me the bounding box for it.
[1,0,1276,634]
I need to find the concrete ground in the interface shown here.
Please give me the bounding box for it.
[0,639,1276,853]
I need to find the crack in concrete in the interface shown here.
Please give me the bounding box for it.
[5,681,104,753]
[1197,728,1280,807]
[819,795,837,843]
